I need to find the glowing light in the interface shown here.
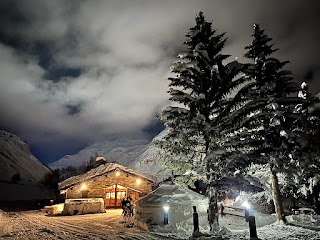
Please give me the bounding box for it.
[56,203,64,212]
[116,171,120,176]
[60,190,67,194]
[136,179,141,185]
[81,183,87,191]
[163,205,169,212]
[242,200,250,209]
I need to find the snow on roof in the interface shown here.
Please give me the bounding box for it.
[58,162,157,190]
[136,184,207,207]
[215,176,264,192]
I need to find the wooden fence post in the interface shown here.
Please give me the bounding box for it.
[193,206,199,233]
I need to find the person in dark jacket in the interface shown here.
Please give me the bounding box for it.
[121,197,127,216]
[126,196,134,217]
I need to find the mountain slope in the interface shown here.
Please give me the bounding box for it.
[129,129,171,181]
[0,130,52,200]
[48,135,151,169]
[48,131,171,181]
[0,130,50,183]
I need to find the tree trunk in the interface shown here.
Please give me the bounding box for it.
[207,185,219,231]
[270,172,287,223]
[313,185,320,215]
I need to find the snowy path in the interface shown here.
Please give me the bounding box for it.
[1,210,319,239]
[0,209,180,240]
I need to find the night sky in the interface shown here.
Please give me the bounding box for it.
[0,0,319,164]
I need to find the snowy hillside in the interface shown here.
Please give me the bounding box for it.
[49,130,171,181]
[129,130,172,181]
[0,130,50,183]
[0,130,52,200]
[48,135,151,169]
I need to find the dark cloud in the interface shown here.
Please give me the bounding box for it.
[0,0,319,163]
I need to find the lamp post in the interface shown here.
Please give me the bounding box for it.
[242,200,257,239]
[193,206,199,233]
[163,205,169,225]
[242,200,250,222]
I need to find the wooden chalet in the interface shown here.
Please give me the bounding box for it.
[58,162,157,208]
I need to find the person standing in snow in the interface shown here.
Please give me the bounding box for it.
[126,196,134,217]
[219,203,225,217]
[121,197,127,216]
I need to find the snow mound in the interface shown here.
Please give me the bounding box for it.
[135,184,209,237]
[62,198,105,215]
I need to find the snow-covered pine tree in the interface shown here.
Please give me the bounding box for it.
[293,82,320,213]
[221,24,301,223]
[158,12,246,231]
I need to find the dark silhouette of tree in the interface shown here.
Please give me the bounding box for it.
[40,169,61,203]
[11,173,21,184]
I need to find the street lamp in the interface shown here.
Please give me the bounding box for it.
[242,200,251,222]
[242,200,250,209]
[241,200,257,239]
[163,205,169,225]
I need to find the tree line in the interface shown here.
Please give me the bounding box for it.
[40,154,103,202]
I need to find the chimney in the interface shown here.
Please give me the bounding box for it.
[96,156,107,166]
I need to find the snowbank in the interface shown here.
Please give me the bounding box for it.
[221,193,277,228]
[194,223,320,240]
[287,214,320,228]
[43,203,64,216]
[62,198,105,215]
[135,184,209,237]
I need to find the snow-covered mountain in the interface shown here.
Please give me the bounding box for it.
[48,130,171,181]
[0,130,50,183]
[48,135,152,169]
[129,130,172,181]
[0,130,52,200]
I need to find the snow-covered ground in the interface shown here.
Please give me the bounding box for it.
[0,209,180,240]
[0,209,319,240]
[192,223,320,240]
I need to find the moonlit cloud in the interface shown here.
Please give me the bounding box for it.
[0,0,319,160]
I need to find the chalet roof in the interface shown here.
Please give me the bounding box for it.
[58,162,157,190]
